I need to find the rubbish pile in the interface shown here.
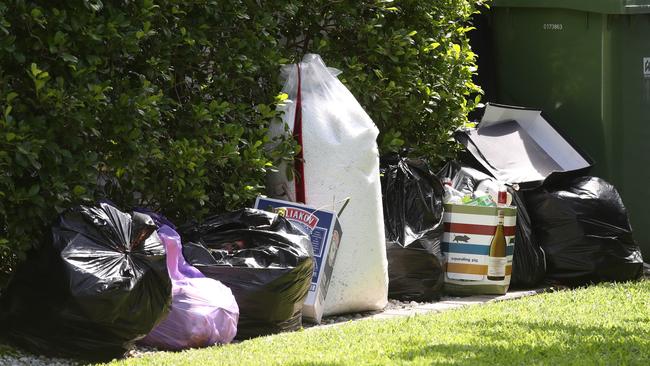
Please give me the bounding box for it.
[437,162,546,289]
[267,54,388,316]
[380,156,445,301]
[526,176,644,285]
[253,197,343,324]
[0,203,172,361]
[448,103,644,289]
[179,209,314,340]
[0,57,646,362]
[140,224,239,350]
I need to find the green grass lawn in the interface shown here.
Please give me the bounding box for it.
[2,281,647,365]
[94,280,650,366]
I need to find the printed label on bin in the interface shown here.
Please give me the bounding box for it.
[644,58,650,78]
[442,231,514,281]
[441,205,515,282]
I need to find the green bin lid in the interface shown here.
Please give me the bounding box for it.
[492,0,650,14]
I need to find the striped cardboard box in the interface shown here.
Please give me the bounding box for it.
[442,203,517,295]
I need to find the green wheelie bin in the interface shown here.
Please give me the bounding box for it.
[489,0,650,256]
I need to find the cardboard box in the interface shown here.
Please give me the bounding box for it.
[442,204,517,295]
[455,103,593,189]
[254,197,342,324]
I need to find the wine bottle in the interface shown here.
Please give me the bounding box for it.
[487,210,507,281]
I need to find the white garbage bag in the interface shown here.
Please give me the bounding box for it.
[267,54,388,315]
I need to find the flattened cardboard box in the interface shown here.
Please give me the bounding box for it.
[456,103,593,189]
[254,197,342,324]
[442,204,517,295]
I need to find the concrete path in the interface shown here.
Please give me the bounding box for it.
[371,288,547,320]
[311,287,549,329]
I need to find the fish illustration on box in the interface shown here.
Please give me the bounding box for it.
[453,235,470,243]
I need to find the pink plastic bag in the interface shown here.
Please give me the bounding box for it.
[141,225,239,350]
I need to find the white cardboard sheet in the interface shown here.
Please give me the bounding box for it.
[465,104,591,184]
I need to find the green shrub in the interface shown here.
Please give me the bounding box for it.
[0,0,295,286]
[280,0,486,163]
[0,0,485,286]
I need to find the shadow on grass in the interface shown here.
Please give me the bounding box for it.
[391,319,650,365]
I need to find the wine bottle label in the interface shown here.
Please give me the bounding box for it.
[487,256,507,277]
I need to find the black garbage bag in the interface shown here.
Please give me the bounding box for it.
[526,176,644,285]
[438,160,480,196]
[0,202,172,361]
[438,161,547,288]
[508,189,547,287]
[180,208,314,340]
[381,156,445,301]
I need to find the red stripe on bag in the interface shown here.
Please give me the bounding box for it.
[444,222,516,236]
[293,63,306,204]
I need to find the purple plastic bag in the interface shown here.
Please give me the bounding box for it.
[141,225,239,350]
